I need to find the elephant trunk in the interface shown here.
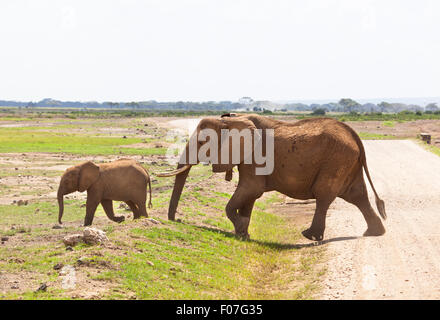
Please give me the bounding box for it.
[168,164,191,220]
[57,189,65,224]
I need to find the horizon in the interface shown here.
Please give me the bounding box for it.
[1,96,440,107]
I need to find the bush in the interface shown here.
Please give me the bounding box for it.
[311,108,326,116]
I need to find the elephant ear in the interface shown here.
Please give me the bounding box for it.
[219,117,261,166]
[77,161,100,192]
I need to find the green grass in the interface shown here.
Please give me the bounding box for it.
[358,132,398,140]
[382,121,396,127]
[419,140,440,158]
[90,195,321,299]
[0,188,323,300]
[0,128,166,155]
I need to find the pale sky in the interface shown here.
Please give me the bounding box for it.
[0,0,439,102]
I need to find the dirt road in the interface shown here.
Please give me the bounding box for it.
[320,140,440,299]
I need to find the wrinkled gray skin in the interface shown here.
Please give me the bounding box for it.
[57,159,152,226]
[160,114,386,241]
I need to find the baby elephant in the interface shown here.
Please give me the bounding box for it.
[57,159,152,226]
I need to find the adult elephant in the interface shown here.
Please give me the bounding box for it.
[157,114,386,241]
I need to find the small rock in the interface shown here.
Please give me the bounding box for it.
[122,135,127,139]
[52,225,62,230]
[35,283,47,292]
[11,285,19,289]
[16,200,28,206]
[83,227,108,245]
[76,257,88,266]
[53,263,64,270]
[65,246,73,251]
[146,218,161,225]
[1,237,8,242]
[146,261,154,266]
[63,234,83,247]
[34,208,40,214]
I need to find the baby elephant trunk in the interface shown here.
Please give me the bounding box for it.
[57,189,65,224]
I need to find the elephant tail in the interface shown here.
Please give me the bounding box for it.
[147,177,153,209]
[342,122,387,220]
[139,164,153,209]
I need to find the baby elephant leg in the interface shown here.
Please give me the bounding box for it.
[137,202,149,218]
[126,201,141,219]
[101,199,125,223]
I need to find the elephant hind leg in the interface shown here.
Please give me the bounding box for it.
[302,195,335,241]
[128,200,148,219]
[302,168,348,241]
[126,200,141,219]
[340,171,385,237]
[137,203,148,218]
[101,199,125,223]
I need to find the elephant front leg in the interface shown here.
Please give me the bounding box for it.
[84,195,100,226]
[236,200,256,239]
[101,199,125,223]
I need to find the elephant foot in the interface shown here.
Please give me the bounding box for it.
[235,231,250,241]
[232,216,251,240]
[363,223,385,237]
[302,228,324,241]
[113,216,125,223]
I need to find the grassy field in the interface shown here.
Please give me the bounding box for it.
[0,113,324,300]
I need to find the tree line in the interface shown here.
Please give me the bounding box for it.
[0,97,438,114]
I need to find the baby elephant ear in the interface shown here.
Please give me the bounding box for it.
[77,161,100,192]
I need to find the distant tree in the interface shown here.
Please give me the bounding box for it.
[253,106,262,112]
[378,101,393,113]
[106,102,120,109]
[126,102,140,109]
[262,108,273,114]
[338,98,361,113]
[311,108,326,116]
[425,103,439,112]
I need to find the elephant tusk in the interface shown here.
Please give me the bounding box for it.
[155,164,191,177]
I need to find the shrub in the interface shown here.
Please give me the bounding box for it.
[311,108,326,116]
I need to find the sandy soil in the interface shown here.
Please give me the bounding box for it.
[320,140,440,299]
[347,120,440,145]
